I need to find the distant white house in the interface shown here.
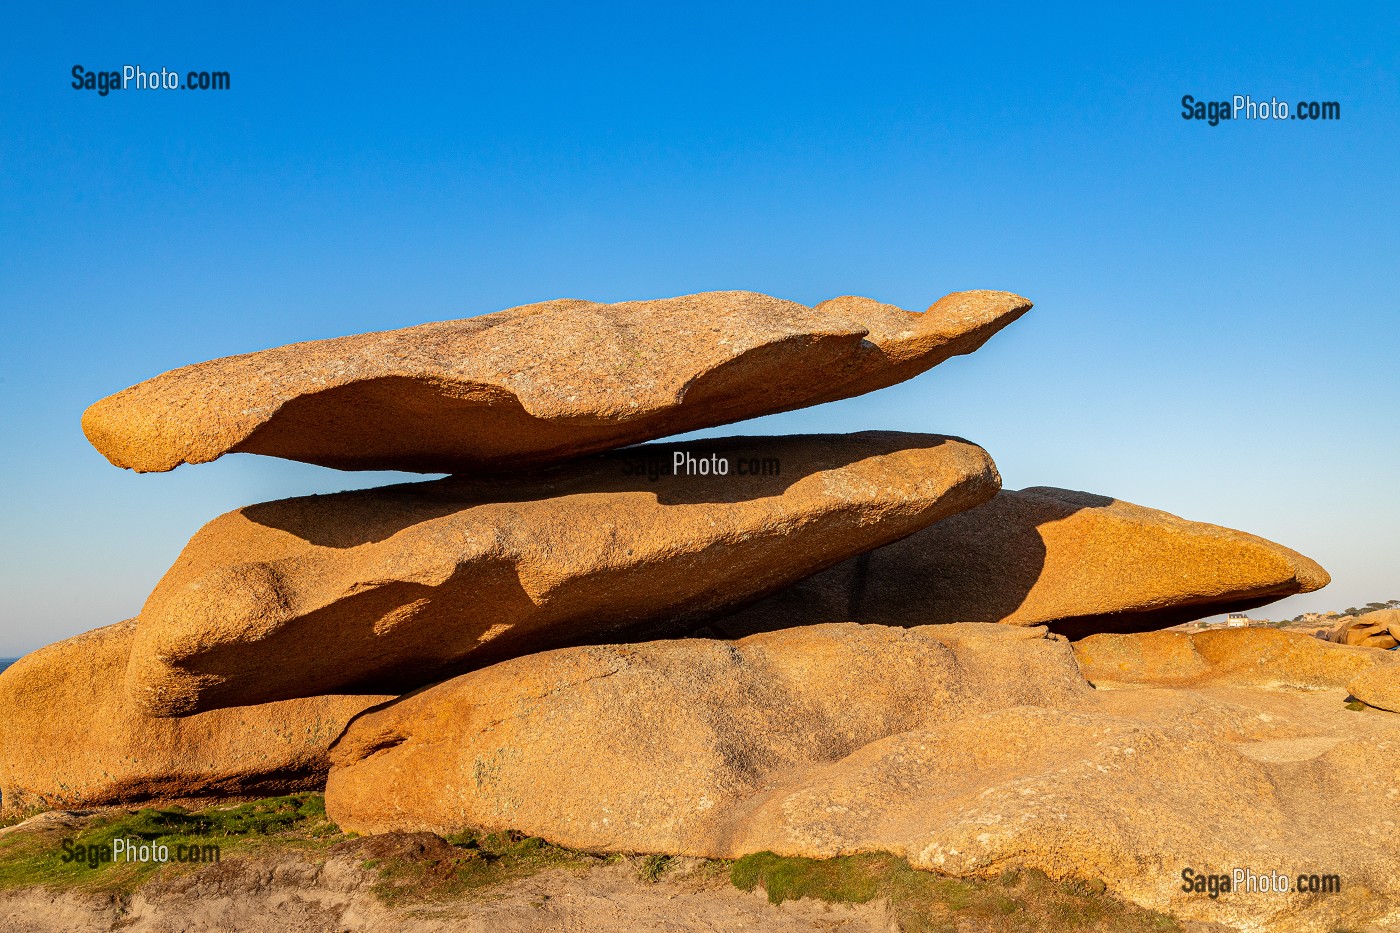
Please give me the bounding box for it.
[1225,614,1252,627]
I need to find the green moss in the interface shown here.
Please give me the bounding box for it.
[732,851,893,905]
[0,793,341,894]
[730,852,1182,932]
[370,827,602,903]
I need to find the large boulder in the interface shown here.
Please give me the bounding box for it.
[82,289,1030,474]
[325,623,1093,845]
[710,487,1329,640]
[325,623,1400,932]
[1348,665,1400,713]
[732,695,1399,933]
[1073,627,1400,689]
[127,432,999,716]
[0,621,390,815]
[1326,610,1400,649]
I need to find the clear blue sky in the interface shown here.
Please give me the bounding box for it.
[2,3,1397,655]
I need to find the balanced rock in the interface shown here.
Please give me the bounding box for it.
[1074,627,1400,690]
[82,289,1030,474]
[128,432,999,715]
[710,487,1329,640]
[325,623,1400,931]
[325,623,1093,844]
[1348,665,1400,713]
[0,621,390,815]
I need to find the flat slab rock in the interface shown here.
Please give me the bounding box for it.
[0,620,390,815]
[128,431,998,716]
[1073,626,1400,689]
[710,486,1330,640]
[82,289,1030,474]
[326,624,1400,933]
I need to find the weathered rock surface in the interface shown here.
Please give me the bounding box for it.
[325,623,1092,844]
[738,692,1400,933]
[710,487,1330,640]
[1348,665,1400,713]
[0,621,390,815]
[1326,609,1400,649]
[128,432,999,716]
[82,289,1030,474]
[325,622,1400,933]
[1073,626,1400,689]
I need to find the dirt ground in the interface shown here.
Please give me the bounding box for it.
[0,852,896,933]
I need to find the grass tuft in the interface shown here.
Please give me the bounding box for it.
[638,853,672,882]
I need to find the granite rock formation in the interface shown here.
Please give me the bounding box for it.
[1348,665,1400,713]
[710,487,1329,640]
[128,432,998,716]
[1072,626,1399,689]
[0,621,390,815]
[325,624,1397,933]
[1326,609,1400,649]
[82,290,1030,474]
[324,623,1092,844]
